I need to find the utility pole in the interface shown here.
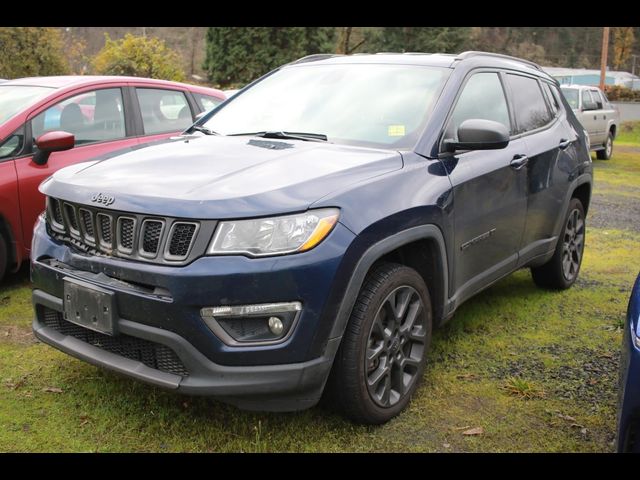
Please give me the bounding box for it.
[600,27,610,91]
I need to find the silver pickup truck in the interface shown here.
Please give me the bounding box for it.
[560,85,619,160]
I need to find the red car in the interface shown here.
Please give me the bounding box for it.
[0,75,225,280]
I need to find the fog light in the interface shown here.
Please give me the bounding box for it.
[268,316,284,336]
[200,302,301,346]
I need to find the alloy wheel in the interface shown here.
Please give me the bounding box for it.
[365,286,427,408]
[562,208,585,281]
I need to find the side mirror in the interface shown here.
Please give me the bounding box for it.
[33,131,75,165]
[444,119,510,152]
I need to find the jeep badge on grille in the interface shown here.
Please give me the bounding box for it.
[91,193,115,206]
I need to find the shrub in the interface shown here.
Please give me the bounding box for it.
[92,33,185,82]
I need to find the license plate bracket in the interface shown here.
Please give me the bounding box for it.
[63,277,117,336]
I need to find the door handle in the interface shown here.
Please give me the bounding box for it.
[510,154,529,170]
[559,138,571,150]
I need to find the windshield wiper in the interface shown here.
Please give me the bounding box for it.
[229,131,328,142]
[189,125,219,136]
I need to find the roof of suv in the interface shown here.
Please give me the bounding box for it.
[288,51,553,81]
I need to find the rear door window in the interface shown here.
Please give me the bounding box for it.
[505,74,552,134]
[136,88,193,134]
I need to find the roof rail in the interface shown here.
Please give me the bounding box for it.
[456,51,542,71]
[289,54,343,65]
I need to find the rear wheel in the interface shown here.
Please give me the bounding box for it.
[0,233,7,283]
[596,132,613,160]
[325,262,432,424]
[531,198,585,290]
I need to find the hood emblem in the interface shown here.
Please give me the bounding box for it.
[91,193,115,206]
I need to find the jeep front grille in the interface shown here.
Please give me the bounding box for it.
[45,197,212,265]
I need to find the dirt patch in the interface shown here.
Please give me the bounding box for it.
[0,326,37,345]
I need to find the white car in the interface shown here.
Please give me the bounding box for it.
[560,85,620,160]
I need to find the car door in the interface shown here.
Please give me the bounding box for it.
[579,90,601,144]
[509,77,578,265]
[131,86,197,144]
[441,71,528,303]
[13,86,140,253]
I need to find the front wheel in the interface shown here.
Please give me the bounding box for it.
[596,132,613,160]
[325,262,432,424]
[531,198,585,290]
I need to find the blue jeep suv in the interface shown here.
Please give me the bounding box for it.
[31,52,592,424]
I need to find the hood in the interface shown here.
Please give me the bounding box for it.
[41,135,403,219]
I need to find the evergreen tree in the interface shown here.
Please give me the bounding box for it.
[364,27,471,54]
[203,27,336,87]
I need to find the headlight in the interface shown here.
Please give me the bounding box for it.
[208,208,339,257]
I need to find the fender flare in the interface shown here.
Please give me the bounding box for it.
[328,224,449,340]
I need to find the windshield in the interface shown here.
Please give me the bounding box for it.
[202,64,450,149]
[560,88,579,109]
[0,85,54,124]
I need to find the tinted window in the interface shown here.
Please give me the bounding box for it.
[193,93,222,112]
[136,88,192,134]
[445,72,511,141]
[506,74,552,133]
[32,89,126,145]
[542,82,560,116]
[590,90,603,108]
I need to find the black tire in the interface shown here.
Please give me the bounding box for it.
[0,233,7,283]
[531,198,585,290]
[324,262,432,424]
[596,132,613,160]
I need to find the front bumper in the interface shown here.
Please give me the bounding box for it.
[33,290,339,411]
[31,217,356,410]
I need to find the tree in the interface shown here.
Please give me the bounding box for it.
[203,27,336,87]
[0,27,69,78]
[92,33,185,81]
[613,27,635,70]
[364,27,471,54]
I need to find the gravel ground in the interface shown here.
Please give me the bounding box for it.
[589,192,640,233]
[588,146,640,232]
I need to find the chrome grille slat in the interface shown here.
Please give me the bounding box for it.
[44,196,206,265]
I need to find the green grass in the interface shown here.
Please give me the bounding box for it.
[616,121,640,145]
[1,145,639,452]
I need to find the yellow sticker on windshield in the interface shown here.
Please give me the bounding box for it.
[388,125,406,137]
